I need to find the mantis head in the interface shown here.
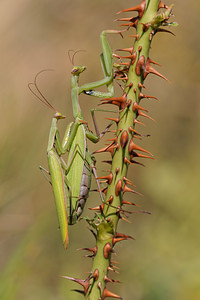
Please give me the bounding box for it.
[54,112,66,119]
[71,65,87,76]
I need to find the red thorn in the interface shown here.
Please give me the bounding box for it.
[134,119,145,126]
[117,16,139,29]
[94,142,119,157]
[97,172,113,185]
[129,126,141,136]
[131,151,154,160]
[156,28,175,36]
[104,275,120,284]
[112,236,132,246]
[137,110,156,122]
[142,22,151,32]
[133,134,142,140]
[117,0,146,18]
[61,276,91,295]
[110,264,120,270]
[129,34,140,40]
[131,159,145,166]
[149,58,161,66]
[100,187,108,195]
[120,22,137,28]
[115,47,134,54]
[116,210,132,223]
[93,269,99,281]
[135,55,145,76]
[105,137,118,143]
[107,266,119,274]
[105,117,120,124]
[115,51,137,65]
[123,176,136,187]
[100,93,127,110]
[123,184,141,195]
[115,179,123,196]
[139,92,158,101]
[116,16,137,22]
[129,138,152,155]
[119,62,131,67]
[113,53,121,60]
[78,246,97,255]
[103,243,112,259]
[138,45,142,52]
[138,82,147,89]
[111,260,120,265]
[97,281,102,291]
[102,288,123,300]
[132,101,148,113]
[124,156,134,166]
[106,195,114,205]
[115,76,128,81]
[119,216,132,223]
[116,232,135,240]
[122,200,139,206]
[123,176,132,182]
[120,130,129,149]
[158,1,168,9]
[144,58,169,82]
[89,204,104,212]
[126,99,132,109]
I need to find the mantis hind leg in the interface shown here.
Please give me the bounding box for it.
[39,165,51,184]
[89,108,117,140]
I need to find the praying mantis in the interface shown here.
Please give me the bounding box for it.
[29,30,119,249]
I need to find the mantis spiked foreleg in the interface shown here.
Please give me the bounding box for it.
[77,30,123,98]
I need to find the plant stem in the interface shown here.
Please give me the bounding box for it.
[69,1,176,299]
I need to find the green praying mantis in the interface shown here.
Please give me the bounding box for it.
[29,30,119,249]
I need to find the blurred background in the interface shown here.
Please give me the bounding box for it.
[0,0,199,299]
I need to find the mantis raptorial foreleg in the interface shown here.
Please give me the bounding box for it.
[76,30,122,98]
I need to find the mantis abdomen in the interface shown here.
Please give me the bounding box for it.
[66,124,93,225]
[68,163,91,225]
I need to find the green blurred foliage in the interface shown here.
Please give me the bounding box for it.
[0,0,200,299]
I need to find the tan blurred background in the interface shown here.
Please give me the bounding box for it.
[0,0,200,299]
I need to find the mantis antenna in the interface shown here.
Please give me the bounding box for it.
[68,49,87,66]
[28,69,57,113]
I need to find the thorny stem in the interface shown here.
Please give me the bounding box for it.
[66,1,176,299]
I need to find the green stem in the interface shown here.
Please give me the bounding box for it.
[84,1,175,299]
